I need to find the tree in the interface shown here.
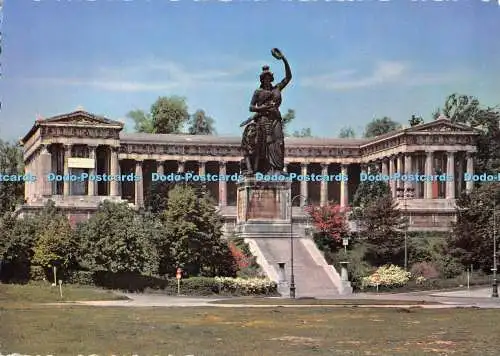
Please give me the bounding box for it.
[282,108,295,129]
[0,140,24,213]
[305,203,349,253]
[151,96,190,134]
[435,93,480,123]
[435,94,500,174]
[187,109,216,135]
[352,180,391,210]
[364,117,401,138]
[32,213,77,275]
[161,184,236,277]
[77,201,161,275]
[292,128,312,137]
[448,183,500,273]
[409,115,424,127]
[359,194,405,266]
[126,109,154,133]
[281,109,312,137]
[339,127,356,138]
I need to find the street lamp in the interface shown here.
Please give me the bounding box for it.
[396,186,415,270]
[492,200,498,298]
[290,194,307,299]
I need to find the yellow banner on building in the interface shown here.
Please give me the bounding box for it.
[67,158,95,169]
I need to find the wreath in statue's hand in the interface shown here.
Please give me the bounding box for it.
[271,48,284,60]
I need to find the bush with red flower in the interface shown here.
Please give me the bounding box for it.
[304,203,350,252]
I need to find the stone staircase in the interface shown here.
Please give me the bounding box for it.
[246,237,352,298]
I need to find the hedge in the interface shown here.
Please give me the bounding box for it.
[64,270,279,296]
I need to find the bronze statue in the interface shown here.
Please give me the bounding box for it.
[240,48,292,175]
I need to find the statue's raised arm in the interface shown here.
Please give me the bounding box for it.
[272,48,292,91]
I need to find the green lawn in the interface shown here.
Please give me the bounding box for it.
[0,282,127,304]
[210,297,440,305]
[2,284,500,355]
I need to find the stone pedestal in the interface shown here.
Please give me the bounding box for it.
[339,261,349,281]
[235,177,294,238]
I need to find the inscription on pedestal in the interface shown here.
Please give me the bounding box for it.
[247,188,280,220]
[237,188,247,221]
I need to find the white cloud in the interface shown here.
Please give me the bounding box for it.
[301,60,464,90]
[21,59,262,92]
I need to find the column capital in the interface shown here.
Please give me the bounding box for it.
[219,160,226,167]
[135,159,144,163]
[301,162,308,168]
[321,162,329,169]
[447,150,457,156]
[466,151,474,158]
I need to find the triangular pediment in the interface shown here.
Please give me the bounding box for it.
[407,117,477,133]
[41,110,124,127]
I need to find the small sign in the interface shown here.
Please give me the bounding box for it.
[342,238,349,246]
[176,268,182,280]
[67,157,95,169]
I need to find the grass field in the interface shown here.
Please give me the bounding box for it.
[2,283,500,355]
[0,282,128,304]
[210,297,440,305]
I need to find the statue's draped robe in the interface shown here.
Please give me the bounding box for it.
[242,86,285,174]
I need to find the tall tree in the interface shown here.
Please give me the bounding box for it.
[359,194,405,266]
[364,117,401,138]
[409,115,424,127]
[187,109,216,135]
[292,128,312,137]
[435,93,500,173]
[0,140,24,213]
[151,96,190,134]
[448,183,500,272]
[281,109,312,137]
[305,203,349,253]
[126,109,154,133]
[77,201,161,275]
[339,126,356,138]
[161,184,236,277]
[435,93,480,123]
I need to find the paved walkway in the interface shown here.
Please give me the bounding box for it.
[43,287,500,309]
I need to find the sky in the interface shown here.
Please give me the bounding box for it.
[1,0,499,141]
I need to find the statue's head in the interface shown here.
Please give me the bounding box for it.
[259,65,274,87]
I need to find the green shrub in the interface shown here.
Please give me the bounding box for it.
[29,265,46,281]
[361,265,411,289]
[410,262,440,279]
[66,270,94,285]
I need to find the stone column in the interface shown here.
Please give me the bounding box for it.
[320,163,328,207]
[300,163,308,206]
[24,158,30,201]
[40,145,52,197]
[219,161,227,207]
[404,154,413,191]
[424,151,434,199]
[198,160,206,176]
[466,152,474,192]
[157,161,164,175]
[87,145,96,196]
[396,155,403,191]
[446,151,456,199]
[340,164,348,208]
[381,158,389,176]
[178,160,185,173]
[389,157,396,198]
[110,147,120,197]
[135,160,144,208]
[63,144,72,196]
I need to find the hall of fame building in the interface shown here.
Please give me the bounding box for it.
[17,109,480,232]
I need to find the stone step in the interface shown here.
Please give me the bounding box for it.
[248,237,346,298]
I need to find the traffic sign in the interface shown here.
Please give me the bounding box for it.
[176,268,182,280]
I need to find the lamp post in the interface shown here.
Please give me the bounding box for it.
[492,200,498,298]
[396,187,415,271]
[290,194,307,299]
